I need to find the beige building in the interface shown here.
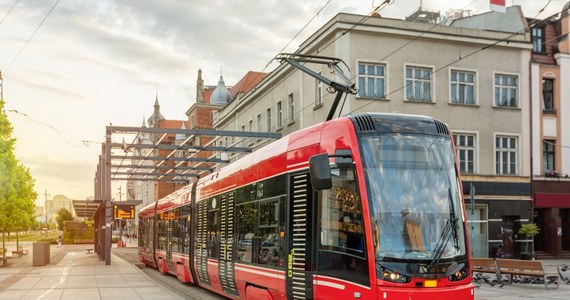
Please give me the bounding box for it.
[214,8,533,258]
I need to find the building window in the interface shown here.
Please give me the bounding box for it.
[453,133,476,174]
[315,73,323,106]
[494,74,518,108]
[495,135,518,175]
[450,70,476,105]
[266,108,271,132]
[276,101,283,129]
[257,114,262,132]
[288,93,294,124]
[405,65,432,102]
[542,78,554,112]
[543,140,555,173]
[532,27,545,53]
[358,62,385,99]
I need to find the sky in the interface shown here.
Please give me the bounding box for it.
[0,0,564,204]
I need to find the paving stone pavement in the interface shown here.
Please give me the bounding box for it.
[0,243,183,300]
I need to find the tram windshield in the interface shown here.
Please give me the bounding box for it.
[360,133,466,263]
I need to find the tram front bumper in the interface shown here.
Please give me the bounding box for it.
[377,283,474,300]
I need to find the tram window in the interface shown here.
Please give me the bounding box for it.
[208,209,220,259]
[172,219,180,252]
[320,167,364,255]
[262,175,286,197]
[138,219,144,247]
[237,202,256,262]
[317,167,368,282]
[179,215,189,253]
[257,199,280,266]
[180,206,191,253]
[158,221,167,250]
[259,200,278,227]
[147,219,154,250]
[236,185,255,204]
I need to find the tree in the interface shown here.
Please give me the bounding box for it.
[518,223,540,259]
[0,99,38,260]
[55,207,74,231]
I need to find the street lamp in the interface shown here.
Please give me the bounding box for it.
[44,189,50,238]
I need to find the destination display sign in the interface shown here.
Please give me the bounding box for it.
[113,204,135,219]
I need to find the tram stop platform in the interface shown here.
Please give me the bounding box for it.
[474,259,570,299]
[0,243,183,300]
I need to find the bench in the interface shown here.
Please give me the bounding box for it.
[0,248,12,257]
[495,258,559,289]
[471,258,501,287]
[11,245,29,257]
[86,248,93,254]
[73,239,94,244]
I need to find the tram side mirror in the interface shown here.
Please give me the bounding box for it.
[309,153,332,190]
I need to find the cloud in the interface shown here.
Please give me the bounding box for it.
[1,0,565,201]
[21,153,96,200]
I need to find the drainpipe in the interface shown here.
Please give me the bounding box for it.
[528,56,535,255]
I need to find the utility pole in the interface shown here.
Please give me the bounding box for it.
[44,189,49,238]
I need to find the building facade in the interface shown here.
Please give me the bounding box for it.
[214,9,533,258]
[529,3,570,258]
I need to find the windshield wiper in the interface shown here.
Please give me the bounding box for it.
[427,188,459,270]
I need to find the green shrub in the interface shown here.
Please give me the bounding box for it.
[37,238,57,244]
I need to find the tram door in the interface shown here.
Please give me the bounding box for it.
[218,193,238,296]
[286,172,315,299]
[166,219,174,271]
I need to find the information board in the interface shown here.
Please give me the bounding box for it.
[113,204,135,219]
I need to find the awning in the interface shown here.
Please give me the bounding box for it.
[534,193,570,208]
[73,200,103,219]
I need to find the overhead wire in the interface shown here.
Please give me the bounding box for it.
[0,0,20,25]
[5,109,101,151]
[229,0,561,164]
[227,0,395,139]
[4,0,62,74]
[349,4,560,114]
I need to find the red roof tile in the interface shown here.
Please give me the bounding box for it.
[230,71,268,98]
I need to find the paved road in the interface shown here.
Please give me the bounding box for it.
[3,241,570,299]
[111,247,570,300]
[112,247,225,300]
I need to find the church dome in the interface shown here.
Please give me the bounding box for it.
[210,75,232,105]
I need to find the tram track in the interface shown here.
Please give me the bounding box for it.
[112,248,225,300]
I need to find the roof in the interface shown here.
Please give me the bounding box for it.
[230,71,268,98]
[211,75,232,105]
[73,199,103,219]
[202,87,214,104]
[158,119,189,130]
[449,5,528,33]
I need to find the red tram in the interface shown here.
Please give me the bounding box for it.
[138,113,474,299]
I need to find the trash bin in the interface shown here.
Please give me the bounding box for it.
[32,242,50,266]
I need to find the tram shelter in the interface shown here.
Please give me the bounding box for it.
[92,124,281,265]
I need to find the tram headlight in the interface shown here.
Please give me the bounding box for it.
[380,266,409,284]
[448,264,470,282]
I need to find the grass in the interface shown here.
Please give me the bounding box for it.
[1,230,59,242]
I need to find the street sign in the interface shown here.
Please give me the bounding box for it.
[113,204,135,219]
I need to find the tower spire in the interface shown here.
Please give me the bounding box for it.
[197,68,204,103]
